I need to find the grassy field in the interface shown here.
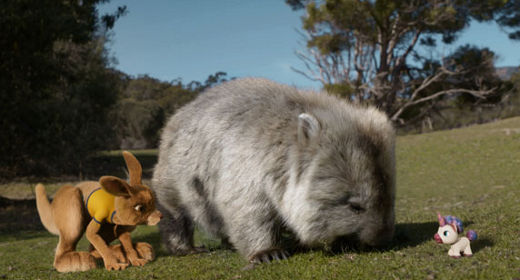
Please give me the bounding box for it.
[1,118,520,279]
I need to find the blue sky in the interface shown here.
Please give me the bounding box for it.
[98,0,520,90]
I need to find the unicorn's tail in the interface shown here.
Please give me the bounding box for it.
[466,230,477,241]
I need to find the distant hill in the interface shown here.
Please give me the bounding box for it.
[495,66,519,80]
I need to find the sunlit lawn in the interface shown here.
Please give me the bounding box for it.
[1,118,520,279]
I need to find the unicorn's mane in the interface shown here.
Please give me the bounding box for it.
[444,215,464,233]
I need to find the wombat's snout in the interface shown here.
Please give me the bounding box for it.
[359,223,395,248]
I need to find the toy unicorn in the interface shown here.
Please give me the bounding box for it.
[434,213,477,258]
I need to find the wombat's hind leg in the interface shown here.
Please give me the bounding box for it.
[249,248,290,264]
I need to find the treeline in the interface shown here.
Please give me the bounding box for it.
[0,1,227,178]
[2,1,520,178]
[113,72,229,150]
[403,68,520,133]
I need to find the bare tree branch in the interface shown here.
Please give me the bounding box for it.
[391,87,496,122]
[290,1,504,126]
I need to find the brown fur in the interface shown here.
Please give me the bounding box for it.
[35,151,162,272]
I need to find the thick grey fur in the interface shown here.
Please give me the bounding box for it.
[152,78,395,261]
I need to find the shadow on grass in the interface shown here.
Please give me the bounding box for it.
[325,221,448,254]
[391,220,493,254]
[132,227,227,258]
[0,197,48,240]
[132,231,167,257]
[0,230,51,243]
[470,237,494,253]
[136,221,456,258]
[390,221,440,249]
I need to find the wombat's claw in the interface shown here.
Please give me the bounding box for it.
[190,246,208,254]
[249,249,289,264]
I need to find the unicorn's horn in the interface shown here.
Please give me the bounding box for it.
[437,212,446,226]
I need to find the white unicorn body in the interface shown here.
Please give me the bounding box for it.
[434,213,477,258]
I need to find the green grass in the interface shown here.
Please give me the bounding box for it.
[2,118,520,279]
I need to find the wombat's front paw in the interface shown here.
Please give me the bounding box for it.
[168,245,208,256]
[189,246,208,254]
[248,248,290,264]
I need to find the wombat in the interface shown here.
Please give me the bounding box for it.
[152,78,395,263]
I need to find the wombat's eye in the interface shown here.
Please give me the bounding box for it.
[134,204,144,212]
[349,203,365,214]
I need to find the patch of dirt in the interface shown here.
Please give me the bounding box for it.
[494,128,520,135]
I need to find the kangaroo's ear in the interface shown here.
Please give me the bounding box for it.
[99,176,132,197]
[298,113,321,145]
[122,151,142,186]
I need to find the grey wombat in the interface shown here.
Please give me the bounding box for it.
[152,78,395,263]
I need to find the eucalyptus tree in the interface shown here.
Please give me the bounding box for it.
[287,0,519,124]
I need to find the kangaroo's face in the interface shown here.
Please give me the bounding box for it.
[99,151,162,226]
[100,176,162,226]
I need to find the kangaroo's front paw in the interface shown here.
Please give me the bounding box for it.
[104,257,129,271]
[91,244,127,263]
[248,248,289,264]
[135,242,154,261]
[128,256,148,267]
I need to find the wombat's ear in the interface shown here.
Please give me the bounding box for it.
[99,176,132,197]
[298,113,321,145]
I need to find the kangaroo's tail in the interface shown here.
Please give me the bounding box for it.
[466,230,477,241]
[35,183,59,235]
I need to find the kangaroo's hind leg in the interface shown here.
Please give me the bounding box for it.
[51,185,96,272]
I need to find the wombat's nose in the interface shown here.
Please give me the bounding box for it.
[359,223,394,248]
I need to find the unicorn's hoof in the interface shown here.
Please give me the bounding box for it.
[450,255,461,259]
